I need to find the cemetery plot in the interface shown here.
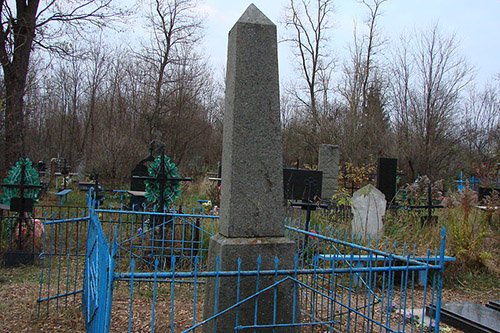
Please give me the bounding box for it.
[63,209,448,332]
[35,205,219,317]
[5,1,494,331]
[1,180,451,333]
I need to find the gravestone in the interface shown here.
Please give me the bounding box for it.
[428,302,500,332]
[130,164,149,192]
[283,168,323,202]
[130,158,154,192]
[203,5,297,332]
[318,144,339,202]
[351,184,386,238]
[376,157,398,204]
[36,161,46,173]
[129,150,155,206]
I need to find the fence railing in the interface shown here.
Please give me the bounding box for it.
[0,205,89,254]
[37,213,89,317]
[35,205,219,317]
[26,198,448,332]
[80,211,445,332]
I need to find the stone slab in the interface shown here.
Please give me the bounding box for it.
[431,302,500,333]
[486,301,500,312]
[318,144,339,201]
[203,233,298,332]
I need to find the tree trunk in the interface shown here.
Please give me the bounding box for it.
[1,0,40,169]
[4,71,26,167]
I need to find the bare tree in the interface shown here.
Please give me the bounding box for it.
[36,54,85,162]
[137,0,204,143]
[359,0,387,110]
[339,0,389,164]
[459,83,500,178]
[283,0,335,137]
[388,25,474,180]
[0,0,126,170]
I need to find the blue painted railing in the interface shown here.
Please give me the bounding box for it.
[84,214,446,332]
[37,201,447,332]
[82,210,115,332]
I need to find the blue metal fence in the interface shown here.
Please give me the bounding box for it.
[95,208,218,272]
[85,215,445,332]
[36,204,219,317]
[37,210,89,317]
[82,210,115,332]
[37,202,447,332]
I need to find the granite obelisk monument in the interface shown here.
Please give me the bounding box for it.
[203,4,297,332]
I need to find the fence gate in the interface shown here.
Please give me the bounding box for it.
[82,211,115,332]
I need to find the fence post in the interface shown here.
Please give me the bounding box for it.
[434,227,446,332]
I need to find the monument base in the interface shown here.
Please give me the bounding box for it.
[203,233,298,332]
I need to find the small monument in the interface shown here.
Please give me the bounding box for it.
[318,144,339,202]
[351,184,386,238]
[203,4,297,332]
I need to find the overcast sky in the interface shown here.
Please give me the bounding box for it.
[198,0,499,87]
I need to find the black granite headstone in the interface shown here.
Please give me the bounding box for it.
[36,161,46,173]
[428,302,500,333]
[283,168,323,202]
[486,301,500,313]
[10,197,34,213]
[130,164,149,191]
[376,157,397,203]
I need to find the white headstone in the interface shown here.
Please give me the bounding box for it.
[351,184,386,238]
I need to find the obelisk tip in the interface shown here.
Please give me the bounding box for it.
[237,4,274,26]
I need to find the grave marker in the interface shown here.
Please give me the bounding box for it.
[130,146,155,192]
[429,302,500,332]
[0,158,42,251]
[283,168,323,202]
[203,5,297,332]
[376,157,398,204]
[133,152,191,210]
[318,144,339,201]
[351,184,386,238]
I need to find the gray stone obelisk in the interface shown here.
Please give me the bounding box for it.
[318,144,340,202]
[203,4,297,332]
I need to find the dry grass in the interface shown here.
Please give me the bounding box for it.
[0,264,84,332]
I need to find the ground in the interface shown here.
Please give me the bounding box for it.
[0,263,498,332]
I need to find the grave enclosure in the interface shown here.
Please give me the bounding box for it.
[28,5,452,333]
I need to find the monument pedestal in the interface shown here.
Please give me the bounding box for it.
[203,234,297,332]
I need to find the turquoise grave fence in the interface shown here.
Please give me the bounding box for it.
[36,202,447,332]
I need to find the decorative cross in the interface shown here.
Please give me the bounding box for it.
[1,162,42,213]
[409,184,443,224]
[88,172,105,206]
[1,161,42,249]
[133,151,191,210]
[60,158,70,189]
